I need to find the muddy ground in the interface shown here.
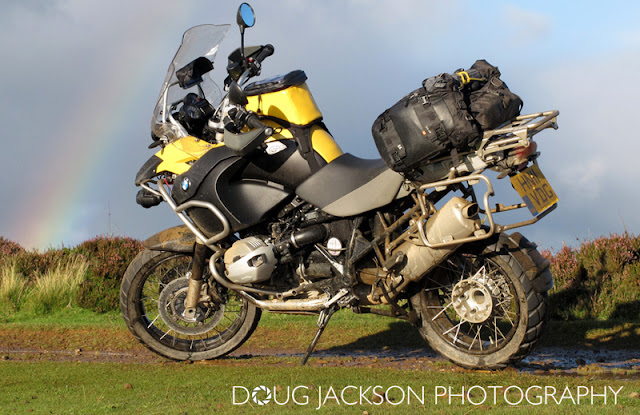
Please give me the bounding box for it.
[1,327,638,378]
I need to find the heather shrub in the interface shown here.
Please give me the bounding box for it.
[544,232,640,320]
[0,235,143,315]
[10,248,75,282]
[74,236,143,312]
[0,236,25,258]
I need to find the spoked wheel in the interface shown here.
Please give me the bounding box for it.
[120,250,261,361]
[411,238,547,369]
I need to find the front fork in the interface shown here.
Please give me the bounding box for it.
[183,241,210,321]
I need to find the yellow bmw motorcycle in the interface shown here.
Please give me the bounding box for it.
[121,3,559,369]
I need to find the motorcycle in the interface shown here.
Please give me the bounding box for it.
[120,3,559,369]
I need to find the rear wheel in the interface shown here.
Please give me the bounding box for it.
[120,250,261,360]
[411,237,547,369]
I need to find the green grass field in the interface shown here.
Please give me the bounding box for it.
[1,308,639,414]
[1,360,639,414]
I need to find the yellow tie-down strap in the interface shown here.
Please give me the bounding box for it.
[456,71,486,86]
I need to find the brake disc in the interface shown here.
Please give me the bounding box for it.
[157,278,225,335]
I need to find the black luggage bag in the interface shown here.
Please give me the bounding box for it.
[372,60,522,174]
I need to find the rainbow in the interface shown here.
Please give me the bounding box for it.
[10,6,202,251]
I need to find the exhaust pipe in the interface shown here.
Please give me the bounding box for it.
[365,197,480,303]
[399,196,480,283]
[208,252,348,312]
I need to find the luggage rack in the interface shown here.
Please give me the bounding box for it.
[475,110,559,160]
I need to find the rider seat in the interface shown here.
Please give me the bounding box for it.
[295,153,406,217]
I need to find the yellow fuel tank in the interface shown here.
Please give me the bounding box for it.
[245,70,343,162]
[247,82,322,125]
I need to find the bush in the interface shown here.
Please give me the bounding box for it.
[74,236,143,312]
[542,232,640,320]
[0,235,143,315]
[11,248,75,283]
[0,236,25,258]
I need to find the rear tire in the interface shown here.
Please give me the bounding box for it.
[120,249,261,361]
[411,236,547,369]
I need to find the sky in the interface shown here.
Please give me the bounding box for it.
[1,0,639,252]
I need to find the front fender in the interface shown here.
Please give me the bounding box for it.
[143,225,196,253]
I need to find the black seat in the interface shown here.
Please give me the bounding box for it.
[296,153,405,217]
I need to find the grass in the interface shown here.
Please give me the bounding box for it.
[0,260,27,314]
[0,256,89,316]
[22,256,88,314]
[0,361,638,414]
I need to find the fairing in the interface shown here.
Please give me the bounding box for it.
[151,24,230,143]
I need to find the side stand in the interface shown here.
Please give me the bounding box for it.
[301,305,337,366]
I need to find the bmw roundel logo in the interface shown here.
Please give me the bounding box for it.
[181,177,191,191]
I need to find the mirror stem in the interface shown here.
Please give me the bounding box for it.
[240,27,246,63]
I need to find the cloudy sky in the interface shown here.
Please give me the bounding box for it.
[1,0,639,252]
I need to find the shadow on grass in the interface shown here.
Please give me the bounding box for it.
[322,321,434,356]
[540,319,640,350]
[322,306,640,355]
[542,294,640,349]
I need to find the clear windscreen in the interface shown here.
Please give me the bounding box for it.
[151,24,230,142]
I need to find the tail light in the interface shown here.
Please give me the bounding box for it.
[513,141,538,168]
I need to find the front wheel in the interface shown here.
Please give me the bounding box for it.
[120,250,261,360]
[411,236,548,369]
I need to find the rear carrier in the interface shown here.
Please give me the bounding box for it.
[372,60,522,174]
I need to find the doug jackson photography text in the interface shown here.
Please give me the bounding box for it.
[232,384,625,409]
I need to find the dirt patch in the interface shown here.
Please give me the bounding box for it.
[1,327,638,377]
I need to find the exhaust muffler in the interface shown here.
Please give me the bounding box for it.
[364,197,480,303]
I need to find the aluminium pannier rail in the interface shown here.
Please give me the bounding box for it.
[476,110,559,160]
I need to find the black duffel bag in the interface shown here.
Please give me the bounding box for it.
[455,59,523,130]
[372,73,479,173]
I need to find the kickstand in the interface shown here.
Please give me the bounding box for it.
[301,305,337,366]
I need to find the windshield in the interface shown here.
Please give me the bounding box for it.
[152,24,230,142]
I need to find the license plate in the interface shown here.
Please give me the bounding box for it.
[510,164,558,216]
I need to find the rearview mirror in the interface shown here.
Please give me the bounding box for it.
[237,3,255,31]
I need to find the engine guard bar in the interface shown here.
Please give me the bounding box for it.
[140,179,230,252]
[416,174,557,248]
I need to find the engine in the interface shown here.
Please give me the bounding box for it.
[223,237,277,284]
[223,220,348,286]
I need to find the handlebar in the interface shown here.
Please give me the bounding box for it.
[253,44,274,64]
[245,112,271,133]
